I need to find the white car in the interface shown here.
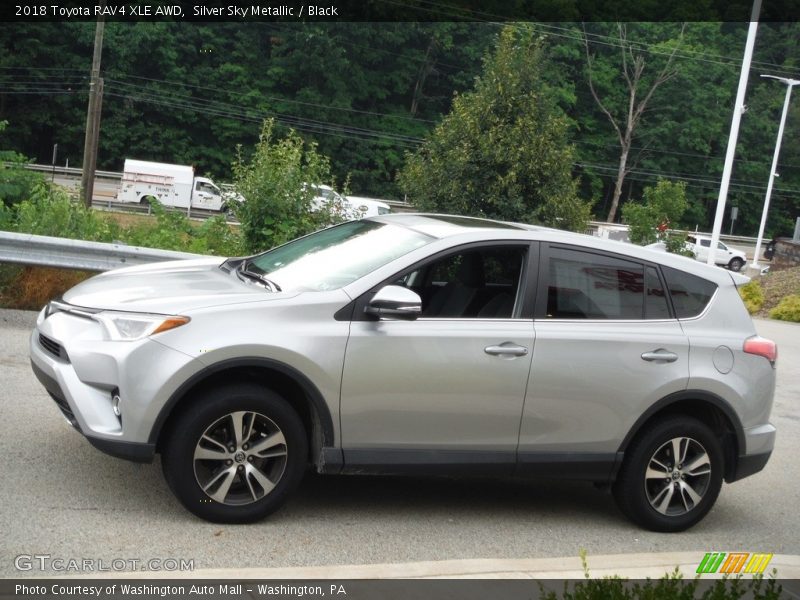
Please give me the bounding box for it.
[687,235,747,272]
[310,185,391,219]
[346,195,391,217]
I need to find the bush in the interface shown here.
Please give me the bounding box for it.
[122,202,241,256]
[232,119,345,254]
[769,294,800,322]
[739,280,765,314]
[13,183,119,242]
[0,120,45,207]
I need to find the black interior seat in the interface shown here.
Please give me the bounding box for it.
[425,254,485,317]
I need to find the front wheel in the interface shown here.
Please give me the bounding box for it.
[728,257,745,272]
[613,417,723,532]
[161,384,307,523]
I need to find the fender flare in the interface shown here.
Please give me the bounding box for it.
[618,389,745,456]
[148,357,336,450]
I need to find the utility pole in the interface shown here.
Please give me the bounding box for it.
[707,0,760,267]
[80,13,105,208]
[752,75,799,268]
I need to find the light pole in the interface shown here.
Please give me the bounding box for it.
[752,74,799,269]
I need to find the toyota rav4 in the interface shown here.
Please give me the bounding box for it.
[30,214,777,531]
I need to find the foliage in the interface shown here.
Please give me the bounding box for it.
[4,182,242,257]
[1,22,799,234]
[14,183,120,241]
[232,119,345,253]
[0,266,91,311]
[739,280,765,315]
[536,550,782,600]
[769,294,800,322]
[399,25,592,232]
[623,179,690,253]
[0,120,45,207]
[123,202,243,256]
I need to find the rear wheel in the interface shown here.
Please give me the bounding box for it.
[728,257,745,272]
[161,384,307,523]
[613,417,723,532]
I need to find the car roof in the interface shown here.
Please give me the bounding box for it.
[367,213,745,287]
[368,213,548,237]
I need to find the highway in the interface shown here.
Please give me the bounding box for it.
[0,309,797,577]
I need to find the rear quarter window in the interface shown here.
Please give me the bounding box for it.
[662,266,717,318]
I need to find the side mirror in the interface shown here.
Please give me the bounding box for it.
[365,285,422,321]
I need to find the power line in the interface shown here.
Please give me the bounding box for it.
[105,72,438,124]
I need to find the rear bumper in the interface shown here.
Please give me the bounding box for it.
[728,451,772,483]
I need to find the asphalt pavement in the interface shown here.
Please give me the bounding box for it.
[1,309,798,579]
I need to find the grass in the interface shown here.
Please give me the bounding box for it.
[0,266,92,311]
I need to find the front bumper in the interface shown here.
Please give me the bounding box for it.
[30,358,155,462]
[29,310,197,463]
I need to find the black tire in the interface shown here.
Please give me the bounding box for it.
[161,383,307,523]
[613,417,723,532]
[728,257,745,272]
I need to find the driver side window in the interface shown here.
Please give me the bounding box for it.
[398,246,526,319]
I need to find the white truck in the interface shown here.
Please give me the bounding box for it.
[116,159,234,211]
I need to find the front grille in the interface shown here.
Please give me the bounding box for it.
[39,334,69,362]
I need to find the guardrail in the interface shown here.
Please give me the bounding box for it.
[22,163,122,180]
[0,231,205,272]
[587,221,761,245]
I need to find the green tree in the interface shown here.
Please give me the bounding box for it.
[232,119,345,253]
[399,25,591,232]
[623,179,689,252]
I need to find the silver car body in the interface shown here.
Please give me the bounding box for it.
[30,214,775,499]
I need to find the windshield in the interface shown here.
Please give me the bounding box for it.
[247,220,433,292]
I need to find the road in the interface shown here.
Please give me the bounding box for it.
[1,309,797,577]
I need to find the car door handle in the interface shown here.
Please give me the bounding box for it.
[641,349,679,363]
[484,343,528,357]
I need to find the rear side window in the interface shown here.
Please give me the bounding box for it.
[546,248,645,319]
[645,266,671,319]
[662,266,717,318]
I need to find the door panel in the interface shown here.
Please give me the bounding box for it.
[521,320,688,454]
[339,243,535,469]
[341,319,534,455]
[520,244,689,456]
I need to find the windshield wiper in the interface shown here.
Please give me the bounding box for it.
[237,262,282,292]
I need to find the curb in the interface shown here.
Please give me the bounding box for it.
[59,553,800,580]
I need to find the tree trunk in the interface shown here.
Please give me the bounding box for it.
[607,145,629,222]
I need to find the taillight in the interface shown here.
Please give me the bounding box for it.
[743,336,777,366]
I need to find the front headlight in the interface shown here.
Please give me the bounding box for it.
[94,312,190,342]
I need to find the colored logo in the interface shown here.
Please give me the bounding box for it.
[696,552,773,575]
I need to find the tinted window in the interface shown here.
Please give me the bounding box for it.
[662,266,717,318]
[546,248,644,319]
[645,266,671,319]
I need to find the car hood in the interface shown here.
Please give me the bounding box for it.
[62,257,294,314]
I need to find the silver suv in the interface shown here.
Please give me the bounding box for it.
[29,214,777,532]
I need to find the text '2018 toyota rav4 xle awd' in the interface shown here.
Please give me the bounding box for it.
[30,214,777,531]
